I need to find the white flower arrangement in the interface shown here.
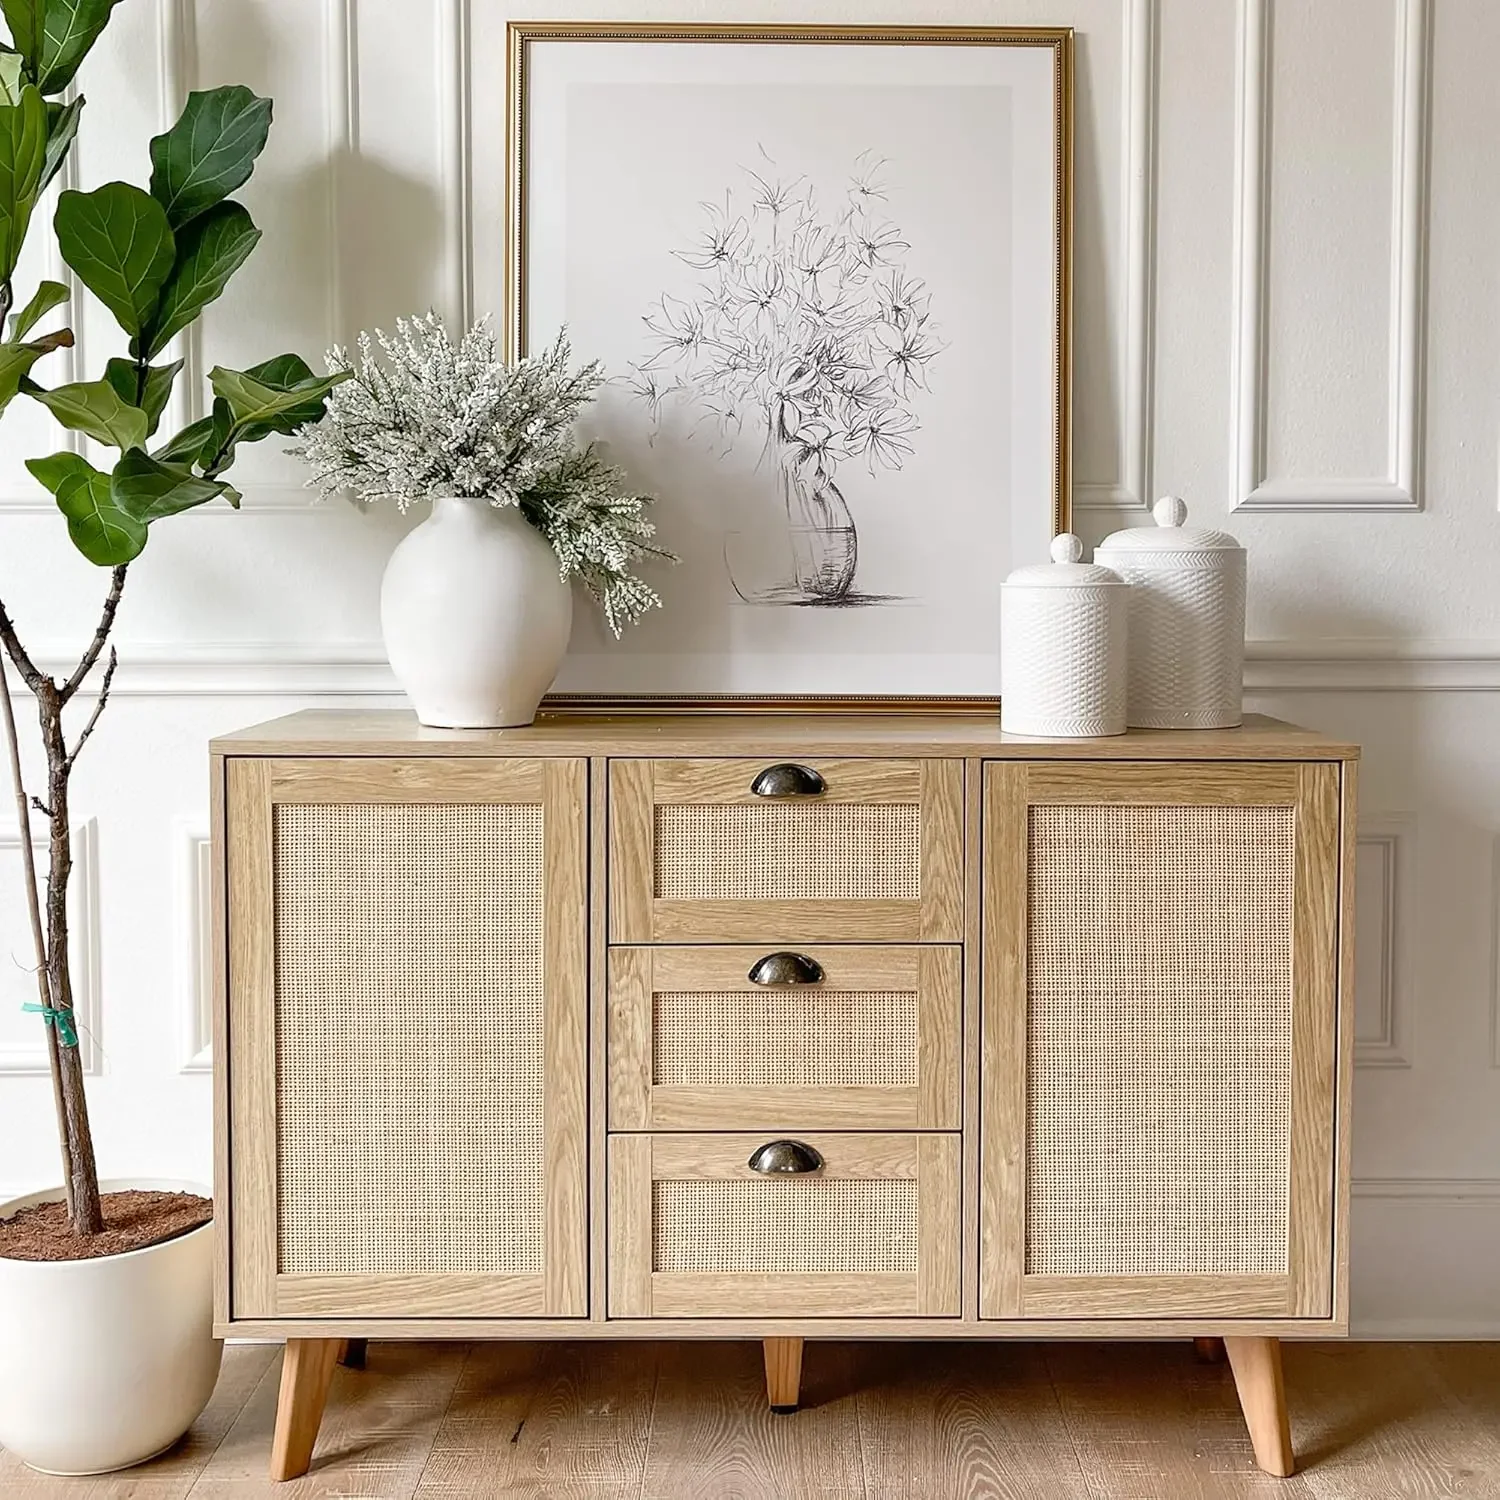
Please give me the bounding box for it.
[293,312,671,634]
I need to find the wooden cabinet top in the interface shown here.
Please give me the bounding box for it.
[212,710,1359,761]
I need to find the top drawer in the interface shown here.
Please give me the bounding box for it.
[609,759,963,944]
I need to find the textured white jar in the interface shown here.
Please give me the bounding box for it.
[1096,496,1247,730]
[1000,534,1128,737]
[0,1180,221,1476]
[381,494,573,729]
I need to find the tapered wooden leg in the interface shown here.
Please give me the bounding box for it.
[270,1338,340,1482]
[1194,1336,1226,1363]
[763,1337,804,1413]
[1224,1336,1295,1477]
[338,1338,368,1369]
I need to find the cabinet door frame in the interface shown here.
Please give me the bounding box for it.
[608,1132,960,1319]
[608,944,961,1130]
[980,759,1340,1321]
[608,758,963,943]
[226,756,588,1320]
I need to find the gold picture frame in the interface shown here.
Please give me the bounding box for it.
[506,22,1074,714]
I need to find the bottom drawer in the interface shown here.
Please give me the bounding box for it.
[608,1132,960,1319]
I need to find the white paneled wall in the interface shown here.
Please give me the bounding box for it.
[1,0,1498,1333]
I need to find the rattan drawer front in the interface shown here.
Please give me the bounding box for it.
[608,759,963,943]
[980,761,1340,1322]
[608,1133,960,1319]
[608,946,961,1130]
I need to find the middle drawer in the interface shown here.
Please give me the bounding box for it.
[608,945,962,1131]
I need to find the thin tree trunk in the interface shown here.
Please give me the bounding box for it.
[36,682,103,1235]
[0,653,73,1214]
[0,572,124,1239]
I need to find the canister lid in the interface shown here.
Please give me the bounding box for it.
[1097,495,1242,553]
[1003,534,1127,588]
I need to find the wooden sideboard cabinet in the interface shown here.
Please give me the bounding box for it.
[211,711,1358,1482]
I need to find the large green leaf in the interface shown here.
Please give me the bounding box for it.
[111,446,231,520]
[55,181,174,337]
[27,375,148,449]
[26,449,147,565]
[148,86,271,230]
[142,200,259,359]
[0,335,50,412]
[234,352,341,442]
[8,276,66,338]
[0,2,42,75]
[0,82,47,279]
[0,48,24,104]
[36,0,124,95]
[39,94,80,192]
[152,395,230,469]
[102,354,180,437]
[209,363,347,432]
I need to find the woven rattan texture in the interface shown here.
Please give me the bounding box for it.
[1025,803,1295,1277]
[652,1178,918,1273]
[275,803,546,1276]
[653,804,920,901]
[653,989,919,1087]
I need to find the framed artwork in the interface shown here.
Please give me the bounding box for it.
[505,23,1072,707]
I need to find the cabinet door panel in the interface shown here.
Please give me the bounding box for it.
[980,761,1341,1321]
[227,757,587,1320]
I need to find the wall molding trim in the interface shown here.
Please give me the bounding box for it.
[1075,0,1157,515]
[0,821,102,1076]
[1355,817,1415,1069]
[325,0,357,349]
[1353,1176,1500,1203]
[439,0,472,328]
[1229,0,1431,513]
[174,822,212,1075]
[19,637,1500,698]
[1490,835,1500,1069]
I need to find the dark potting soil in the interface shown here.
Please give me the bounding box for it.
[0,1190,212,1262]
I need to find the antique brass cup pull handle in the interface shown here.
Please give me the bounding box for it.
[748,1140,825,1175]
[750,762,826,797]
[747,952,825,986]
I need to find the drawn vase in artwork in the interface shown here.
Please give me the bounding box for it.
[726,455,858,605]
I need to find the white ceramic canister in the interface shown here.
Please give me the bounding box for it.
[1000,534,1128,737]
[1095,496,1247,730]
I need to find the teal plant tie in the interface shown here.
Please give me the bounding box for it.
[22,1002,78,1049]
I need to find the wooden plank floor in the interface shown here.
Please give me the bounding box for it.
[2,1341,1497,1498]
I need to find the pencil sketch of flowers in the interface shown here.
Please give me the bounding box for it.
[628,151,942,605]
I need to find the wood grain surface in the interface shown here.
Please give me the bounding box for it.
[13,1340,1489,1497]
[212,710,1360,762]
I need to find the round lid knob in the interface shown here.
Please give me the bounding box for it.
[1153,495,1188,528]
[1097,495,1243,555]
[1003,533,1125,588]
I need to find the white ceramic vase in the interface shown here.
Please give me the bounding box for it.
[380,494,573,728]
[0,1179,222,1475]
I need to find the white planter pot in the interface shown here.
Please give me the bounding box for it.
[380,494,574,728]
[0,1179,221,1476]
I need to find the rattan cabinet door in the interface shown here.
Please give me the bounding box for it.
[226,757,587,1320]
[980,761,1341,1321]
[608,1133,960,1318]
[608,759,963,943]
[608,945,961,1130]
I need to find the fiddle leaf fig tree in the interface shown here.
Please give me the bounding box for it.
[0,5,346,1238]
